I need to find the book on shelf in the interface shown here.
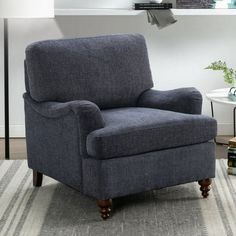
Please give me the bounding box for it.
[134,3,173,10]
[227,167,236,175]
[228,159,236,167]
[228,152,236,158]
[228,154,236,158]
[228,148,236,154]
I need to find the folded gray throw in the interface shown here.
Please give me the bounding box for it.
[147,10,177,29]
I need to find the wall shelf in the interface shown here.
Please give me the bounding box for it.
[55,9,144,16]
[55,8,236,16]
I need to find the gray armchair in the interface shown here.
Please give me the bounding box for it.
[24,34,217,220]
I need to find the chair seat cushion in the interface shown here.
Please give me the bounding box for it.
[86,107,217,160]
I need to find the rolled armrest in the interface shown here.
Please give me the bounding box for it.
[24,93,105,157]
[137,87,202,114]
[23,92,105,129]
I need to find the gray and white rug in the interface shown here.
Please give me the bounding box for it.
[0,160,235,236]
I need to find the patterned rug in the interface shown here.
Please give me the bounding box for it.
[0,160,235,236]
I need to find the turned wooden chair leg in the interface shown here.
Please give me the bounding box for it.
[97,199,112,220]
[198,178,212,198]
[33,170,43,187]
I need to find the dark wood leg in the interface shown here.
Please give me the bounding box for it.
[198,178,212,198]
[33,170,43,187]
[97,199,112,220]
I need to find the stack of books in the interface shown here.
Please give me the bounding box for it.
[228,137,236,175]
[134,2,173,10]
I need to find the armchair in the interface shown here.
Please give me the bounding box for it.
[24,34,217,220]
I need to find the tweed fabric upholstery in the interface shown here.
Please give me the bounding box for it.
[24,99,82,189]
[24,34,217,201]
[87,107,217,159]
[24,61,30,93]
[83,142,215,199]
[24,93,104,158]
[138,87,203,114]
[24,92,105,189]
[25,34,153,108]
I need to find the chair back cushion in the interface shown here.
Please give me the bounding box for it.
[25,34,153,108]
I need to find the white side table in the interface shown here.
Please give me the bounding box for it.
[206,88,236,136]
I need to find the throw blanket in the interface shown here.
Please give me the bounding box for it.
[147,9,177,29]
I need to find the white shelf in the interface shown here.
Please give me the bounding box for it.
[55,8,236,16]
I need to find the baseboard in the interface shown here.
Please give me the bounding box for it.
[0,123,234,138]
[0,125,25,138]
[217,123,234,136]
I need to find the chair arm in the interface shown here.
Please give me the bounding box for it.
[137,87,203,114]
[23,92,105,131]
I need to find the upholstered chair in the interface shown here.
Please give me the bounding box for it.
[24,34,217,220]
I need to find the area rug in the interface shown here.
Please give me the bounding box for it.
[0,160,235,236]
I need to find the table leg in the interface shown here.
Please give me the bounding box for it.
[210,101,214,118]
[210,102,217,143]
[233,107,236,137]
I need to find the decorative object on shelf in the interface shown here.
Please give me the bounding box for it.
[177,0,215,9]
[205,60,236,101]
[228,87,236,101]
[0,0,54,160]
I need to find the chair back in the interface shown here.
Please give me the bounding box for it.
[25,34,153,108]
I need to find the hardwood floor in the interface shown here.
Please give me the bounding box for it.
[0,138,26,160]
[0,136,230,160]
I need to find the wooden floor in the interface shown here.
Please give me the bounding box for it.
[0,136,231,160]
[0,138,26,160]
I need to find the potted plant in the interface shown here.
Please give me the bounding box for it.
[205,60,236,86]
[205,61,236,101]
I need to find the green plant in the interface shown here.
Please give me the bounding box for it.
[205,60,236,85]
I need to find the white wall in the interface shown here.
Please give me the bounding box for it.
[55,0,143,9]
[0,14,236,137]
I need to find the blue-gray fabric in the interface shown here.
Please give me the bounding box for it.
[138,88,203,114]
[87,107,217,159]
[24,33,217,200]
[25,34,153,108]
[24,93,104,158]
[24,98,82,189]
[82,142,215,199]
[24,61,30,93]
